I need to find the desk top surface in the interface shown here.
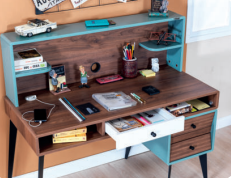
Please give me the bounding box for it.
[15,65,218,138]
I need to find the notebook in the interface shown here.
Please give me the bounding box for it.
[92,91,137,111]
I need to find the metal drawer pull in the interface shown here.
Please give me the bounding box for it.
[189,146,195,150]
[191,124,196,129]
[151,132,157,137]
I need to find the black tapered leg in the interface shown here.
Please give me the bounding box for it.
[168,165,172,178]
[199,154,207,178]
[125,146,131,159]
[38,156,44,178]
[8,120,17,178]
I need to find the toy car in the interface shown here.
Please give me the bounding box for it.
[15,19,57,37]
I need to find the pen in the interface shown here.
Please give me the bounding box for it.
[132,93,146,103]
[131,93,143,104]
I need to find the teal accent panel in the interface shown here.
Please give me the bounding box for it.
[2,11,184,45]
[167,18,185,72]
[15,63,51,78]
[139,41,181,51]
[166,48,182,71]
[1,36,18,107]
[143,135,171,165]
[210,110,217,150]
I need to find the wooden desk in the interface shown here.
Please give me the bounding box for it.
[1,11,219,178]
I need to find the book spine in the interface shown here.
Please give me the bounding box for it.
[14,56,43,66]
[149,12,169,17]
[53,128,87,138]
[53,135,87,143]
[54,133,86,138]
[15,61,47,72]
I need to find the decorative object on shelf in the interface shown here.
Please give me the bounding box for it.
[151,58,159,72]
[15,19,57,37]
[79,65,90,88]
[150,0,169,17]
[32,0,66,13]
[49,65,71,95]
[149,31,176,45]
[71,0,89,8]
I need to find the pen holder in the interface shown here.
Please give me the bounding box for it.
[122,57,137,78]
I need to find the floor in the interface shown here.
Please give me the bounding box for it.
[60,126,231,178]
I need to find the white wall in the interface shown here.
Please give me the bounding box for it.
[186,36,231,119]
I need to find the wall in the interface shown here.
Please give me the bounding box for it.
[0,0,187,177]
[186,36,231,119]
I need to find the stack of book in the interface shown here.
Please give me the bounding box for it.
[14,49,47,72]
[166,102,192,116]
[53,127,87,144]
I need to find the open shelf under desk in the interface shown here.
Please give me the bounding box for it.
[16,65,219,138]
[39,125,110,156]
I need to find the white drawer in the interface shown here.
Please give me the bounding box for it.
[105,108,185,149]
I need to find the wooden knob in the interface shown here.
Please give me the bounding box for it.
[189,146,195,150]
[191,124,196,129]
[151,132,157,137]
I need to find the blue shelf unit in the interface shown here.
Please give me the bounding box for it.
[1,11,186,107]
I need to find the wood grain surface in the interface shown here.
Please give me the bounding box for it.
[14,23,168,94]
[171,112,214,143]
[170,133,211,162]
[9,65,219,138]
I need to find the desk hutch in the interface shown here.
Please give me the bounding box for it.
[1,11,219,178]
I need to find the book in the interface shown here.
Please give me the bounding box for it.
[139,110,165,124]
[149,10,169,17]
[109,116,143,132]
[186,99,210,111]
[53,127,87,138]
[53,133,87,143]
[166,102,192,112]
[139,70,156,77]
[14,49,43,66]
[15,61,47,72]
[132,114,152,126]
[55,133,86,138]
[92,91,137,111]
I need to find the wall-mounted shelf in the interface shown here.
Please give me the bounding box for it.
[139,41,182,51]
[15,63,51,78]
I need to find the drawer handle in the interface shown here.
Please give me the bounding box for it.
[189,146,195,150]
[151,132,157,137]
[191,124,196,129]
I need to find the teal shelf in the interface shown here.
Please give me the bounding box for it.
[15,63,51,78]
[139,41,182,51]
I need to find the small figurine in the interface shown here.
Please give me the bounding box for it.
[151,58,159,72]
[15,19,57,37]
[79,65,90,88]
[159,0,169,13]
[49,70,60,93]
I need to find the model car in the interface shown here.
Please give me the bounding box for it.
[15,19,57,37]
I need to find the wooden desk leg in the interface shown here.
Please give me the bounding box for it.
[168,165,172,178]
[199,154,207,178]
[8,120,17,178]
[125,146,131,159]
[38,156,44,178]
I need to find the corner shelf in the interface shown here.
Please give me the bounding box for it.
[139,41,182,51]
[15,63,51,78]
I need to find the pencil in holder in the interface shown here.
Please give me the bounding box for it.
[122,57,137,78]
